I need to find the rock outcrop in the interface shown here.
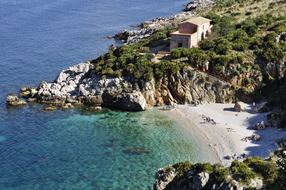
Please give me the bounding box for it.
[6,95,27,106]
[17,61,235,111]
[234,101,247,112]
[154,163,264,190]
[184,0,214,12]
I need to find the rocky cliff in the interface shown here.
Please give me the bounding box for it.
[10,62,234,111]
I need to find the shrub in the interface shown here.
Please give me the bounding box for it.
[227,29,249,42]
[171,48,184,59]
[205,12,221,25]
[173,161,193,176]
[233,41,249,51]
[212,166,228,182]
[230,161,256,183]
[186,48,209,68]
[193,163,214,173]
[255,15,275,28]
[213,16,236,36]
[270,23,286,33]
[199,39,216,50]
[257,33,284,63]
[213,38,232,55]
[244,157,278,183]
[241,20,258,37]
[212,54,232,65]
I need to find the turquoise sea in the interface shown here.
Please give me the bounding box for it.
[0,0,213,189]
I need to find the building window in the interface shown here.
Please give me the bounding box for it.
[178,42,183,48]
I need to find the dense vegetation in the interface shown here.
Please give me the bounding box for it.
[171,13,286,91]
[92,1,285,94]
[91,28,191,81]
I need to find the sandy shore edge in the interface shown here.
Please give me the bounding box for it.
[160,103,286,166]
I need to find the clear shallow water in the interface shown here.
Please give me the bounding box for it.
[0,0,213,189]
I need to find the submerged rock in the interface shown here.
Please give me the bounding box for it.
[43,106,57,112]
[88,106,102,112]
[122,147,150,155]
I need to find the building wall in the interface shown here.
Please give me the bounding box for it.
[190,33,198,47]
[170,34,191,49]
[196,22,211,41]
[178,22,197,34]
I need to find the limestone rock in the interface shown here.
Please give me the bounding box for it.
[253,121,267,130]
[115,92,147,111]
[154,167,177,190]
[20,87,38,98]
[192,172,209,189]
[234,101,247,112]
[6,95,27,106]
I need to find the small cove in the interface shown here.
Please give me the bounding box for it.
[0,0,217,189]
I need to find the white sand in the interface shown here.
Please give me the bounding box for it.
[160,103,286,166]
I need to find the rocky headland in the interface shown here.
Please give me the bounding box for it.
[7,61,234,111]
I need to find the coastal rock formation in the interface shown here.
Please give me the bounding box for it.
[153,163,264,190]
[6,95,27,106]
[36,62,148,111]
[21,61,235,111]
[154,168,177,190]
[184,0,214,12]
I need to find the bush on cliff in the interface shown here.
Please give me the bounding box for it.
[244,157,278,183]
[230,161,256,183]
[186,48,209,68]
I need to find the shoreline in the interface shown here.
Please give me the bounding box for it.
[114,0,214,43]
[160,103,286,166]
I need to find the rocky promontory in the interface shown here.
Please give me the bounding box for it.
[153,150,286,190]
[7,61,235,111]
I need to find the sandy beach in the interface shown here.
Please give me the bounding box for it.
[160,103,286,166]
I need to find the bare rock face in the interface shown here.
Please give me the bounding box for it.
[234,101,247,112]
[154,167,177,190]
[191,172,210,189]
[35,62,150,111]
[114,92,147,111]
